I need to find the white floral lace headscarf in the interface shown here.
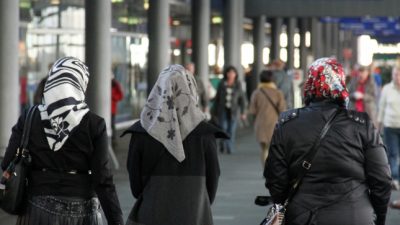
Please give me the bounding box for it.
[140,65,205,162]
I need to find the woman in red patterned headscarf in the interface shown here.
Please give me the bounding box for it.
[264,58,391,225]
[303,57,349,108]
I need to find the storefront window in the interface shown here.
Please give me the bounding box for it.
[19,2,149,122]
[112,34,148,121]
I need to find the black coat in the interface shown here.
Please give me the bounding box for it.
[122,121,228,225]
[1,109,123,225]
[265,101,391,225]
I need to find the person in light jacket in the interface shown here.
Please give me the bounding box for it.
[265,58,391,225]
[377,66,400,192]
[249,70,286,168]
[123,65,228,225]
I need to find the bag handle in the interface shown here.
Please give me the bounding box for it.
[1,105,38,184]
[259,88,280,116]
[18,105,38,156]
[284,108,340,206]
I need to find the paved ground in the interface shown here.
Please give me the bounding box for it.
[1,128,400,225]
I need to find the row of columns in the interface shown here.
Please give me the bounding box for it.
[0,1,116,157]
[267,17,349,70]
[0,1,358,155]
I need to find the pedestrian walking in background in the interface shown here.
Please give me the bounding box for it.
[378,66,400,191]
[123,65,227,225]
[19,75,28,114]
[33,77,47,105]
[348,66,378,125]
[111,75,123,145]
[185,62,209,113]
[33,63,53,105]
[290,69,305,109]
[270,59,294,109]
[249,70,286,168]
[265,58,391,225]
[211,65,247,154]
[1,57,124,225]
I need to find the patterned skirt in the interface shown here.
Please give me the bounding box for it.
[16,195,103,225]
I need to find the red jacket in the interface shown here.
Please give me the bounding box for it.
[112,79,123,115]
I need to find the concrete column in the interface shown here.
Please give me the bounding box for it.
[338,29,345,62]
[223,0,244,79]
[271,17,283,61]
[324,23,332,57]
[300,18,309,73]
[287,17,296,69]
[332,23,340,60]
[192,0,210,84]
[252,15,266,92]
[351,34,358,66]
[311,17,322,60]
[85,0,112,132]
[0,1,19,156]
[237,0,244,81]
[148,0,170,93]
[85,1,121,169]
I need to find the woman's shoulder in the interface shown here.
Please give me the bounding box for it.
[81,112,107,137]
[264,87,283,96]
[121,120,147,137]
[190,121,229,139]
[343,109,370,125]
[121,120,229,139]
[85,111,106,125]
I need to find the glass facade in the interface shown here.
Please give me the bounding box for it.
[19,1,149,122]
[111,34,148,120]
[17,0,229,122]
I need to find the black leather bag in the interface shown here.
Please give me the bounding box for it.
[0,105,37,215]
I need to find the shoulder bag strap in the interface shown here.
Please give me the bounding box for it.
[19,105,38,155]
[284,108,340,205]
[260,88,280,116]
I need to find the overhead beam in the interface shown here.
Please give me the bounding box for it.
[245,0,400,17]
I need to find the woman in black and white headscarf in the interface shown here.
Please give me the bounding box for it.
[123,65,228,225]
[2,57,123,225]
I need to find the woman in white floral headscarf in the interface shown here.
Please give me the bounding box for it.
[123,65,228,225]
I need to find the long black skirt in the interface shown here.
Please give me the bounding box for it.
[16,195,103,225]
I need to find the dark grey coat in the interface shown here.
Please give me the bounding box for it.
[122,121,228,225]
[265,101,391,225]
[211,80,247,119]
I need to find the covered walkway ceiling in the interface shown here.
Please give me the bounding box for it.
[245,0,400,17]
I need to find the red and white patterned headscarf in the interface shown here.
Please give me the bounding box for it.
[304,58,349,108]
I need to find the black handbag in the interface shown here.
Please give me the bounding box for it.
[0,105,37,214]
[259,109,339,225]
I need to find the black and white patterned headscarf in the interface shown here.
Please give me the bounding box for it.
[38,57,90,151]
[140,65,205,162]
